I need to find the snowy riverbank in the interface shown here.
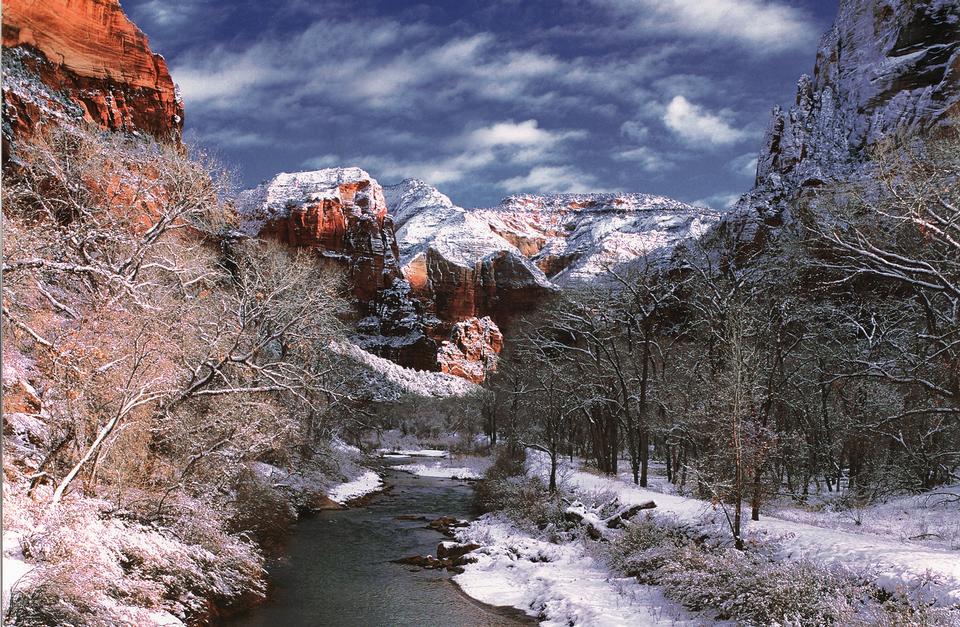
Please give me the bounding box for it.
[454,515,705,626]
[526,452,960,607]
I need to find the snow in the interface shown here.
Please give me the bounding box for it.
[527,452,960,606]
[453,515,703,626]
[235,167,375,234]
[767,485,960,551]
[327,470,383,505]
[2,531,35,618]
[330,341,477,400]
[385,179,719,289]
[379,448,449,458]
[395,463,482,480]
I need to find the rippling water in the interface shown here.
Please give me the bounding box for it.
[227,466,532,627]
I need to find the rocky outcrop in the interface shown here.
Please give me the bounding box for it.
[475,193,719,285]
[437,317,504,384]
[237,169,439,370]
[2,0,183,149]
[239,168,402,303]
[717,0,960,254]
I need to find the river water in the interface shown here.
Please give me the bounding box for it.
[228,466,532,626]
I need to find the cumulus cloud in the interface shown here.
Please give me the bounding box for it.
[620,120,650,142]
[597,0,818,53]
[662,96,749,147]
[499,166,599,194]
[301,119,588,187]
[153,1,810,205]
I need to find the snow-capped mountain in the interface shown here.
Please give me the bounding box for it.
[385,179,718,323]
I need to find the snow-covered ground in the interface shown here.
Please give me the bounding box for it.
[327,470,383,505]
[2,531,35,619]
[527,452,960,606]
[395,462,483,480]
[329,341,477,400]
[454,515,707,626]
[767,485,960,551]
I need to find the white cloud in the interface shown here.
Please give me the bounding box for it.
[598,0,818,53]
[614,146,673,173]
[302,154,344,169]
[499,166,599,194]
[662,96,749,147]
[470,120,556,147]
[620,120,650,142]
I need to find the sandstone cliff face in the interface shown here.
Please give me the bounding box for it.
[717,0,959,252]
[2,0,183,149]
[437,317,504,384]
[237,168,440,371]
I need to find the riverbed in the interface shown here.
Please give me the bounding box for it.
[228,466,532,626]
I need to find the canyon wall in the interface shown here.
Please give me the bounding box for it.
[714,0,960,254]
[2,0,183,151]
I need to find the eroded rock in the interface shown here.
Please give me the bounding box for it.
[2,0,183,148]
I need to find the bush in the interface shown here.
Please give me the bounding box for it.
[7,499,264,625]
[227,470,297,552]
[658,547,863,625]
[472,447,564,528]
[604,514,960,626]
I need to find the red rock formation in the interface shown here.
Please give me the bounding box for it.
[437,317,503,384]
[426,247,555,324]
[2,0,183,147]
[243,171,402,304]
[239,169,440,371]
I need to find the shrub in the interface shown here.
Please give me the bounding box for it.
[227,470,297,552]
[472,447,564,528]
[7,499,264,625]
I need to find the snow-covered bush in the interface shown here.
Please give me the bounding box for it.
[608,516,684,580]
[7,499,264,625]
[473,448,565,528]
[604,513,960,626]
[658,547,863,625]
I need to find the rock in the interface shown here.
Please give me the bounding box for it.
[237,169,438,370]
[391,554,458,571]
[427,516,470,537]
[474,193,719,286]
[436,541,481,560]
[238,168,400,302]
[394,514,430,522]
[381,180,715,383]
[436,317,503,384]
[387,179,717,294]
[2,0,183,149]
[716,0,960,256]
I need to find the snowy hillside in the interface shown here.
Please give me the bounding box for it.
[385,179,719,289]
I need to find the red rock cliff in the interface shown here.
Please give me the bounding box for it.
[2,0,183,146]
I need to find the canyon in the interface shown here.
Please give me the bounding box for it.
[2,1,960,624]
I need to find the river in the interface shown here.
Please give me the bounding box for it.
[227,465,533,626]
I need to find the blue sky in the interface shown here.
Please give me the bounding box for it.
[124,0,838,209]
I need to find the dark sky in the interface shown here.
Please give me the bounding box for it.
[123,0,839,209]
